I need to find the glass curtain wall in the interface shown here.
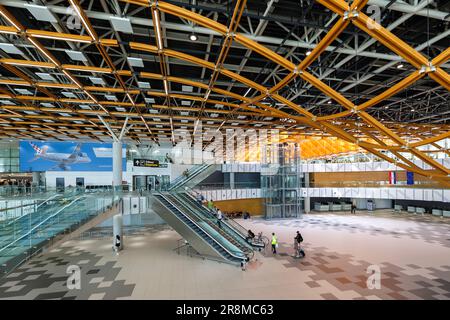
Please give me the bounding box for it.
[0,141,19,173]
[261,142,303,219]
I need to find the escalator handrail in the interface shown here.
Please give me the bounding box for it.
[178,191,251,244]
[36,194,60,209]
[168,165,207,190]
[0,196,87,255]
[181,189,248,235]
[166,194,254,258]
[168,165,206,189]
[154,193,246,262]
[5,194,62,227]
[182,188,248,235]
[182,189,265,248]
[168,164,213,191]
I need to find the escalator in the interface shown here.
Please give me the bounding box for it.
[4,194,63,228]
[165,193,254,260]
[0,193,120,275]
[177,191,265,251]
[168,164,219,191]
[151,193,248,266]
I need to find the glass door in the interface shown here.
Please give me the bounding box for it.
[56,178,65,192]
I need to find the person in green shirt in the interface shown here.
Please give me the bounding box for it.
[271,233,278,254]
[207,199,214,210]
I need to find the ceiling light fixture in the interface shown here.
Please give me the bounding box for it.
[152,9,163,50]
[306,50,312,56]
[31,33,91,43]
[189,33,198,41]
[126,92,135,105]
[84,91,97,102]
[62,70,82,88]
[69,0,97,41]
[65,65,111,73]
[0,27,18,35]
[204,89,211,101]
[397,64,404,69]
[0,9,21,31]
[27,37,59,66]
[2,59,55,69]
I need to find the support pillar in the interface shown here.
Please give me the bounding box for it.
[303,172,311,213]
[32,172,41,186]
[230,172,235,189]
[304,197,310,214]
[304,172,310,214]
[113,214,123,251]
[112,141,123,190]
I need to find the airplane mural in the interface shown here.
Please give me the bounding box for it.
[20,141,126,172]
[29,142,91,171]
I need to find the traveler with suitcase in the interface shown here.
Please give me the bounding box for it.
[294,231,305,258]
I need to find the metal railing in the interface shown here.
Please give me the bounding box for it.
[154,193,247,263]
[182,188,265,249]
[309,181,443,189]
[167,193,254,260]
[196,182,260,190]
[0,192,120,275]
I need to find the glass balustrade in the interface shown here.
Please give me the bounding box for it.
[0,191,121,275]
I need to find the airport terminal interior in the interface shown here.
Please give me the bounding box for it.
[0,0,449,301]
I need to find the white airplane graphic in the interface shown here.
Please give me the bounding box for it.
[29,142,91,170]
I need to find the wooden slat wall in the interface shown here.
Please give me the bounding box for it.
[214,198,263,216]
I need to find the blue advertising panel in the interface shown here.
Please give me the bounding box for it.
[20,141,126,172]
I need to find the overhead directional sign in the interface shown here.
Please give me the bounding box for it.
[133,159,165,168]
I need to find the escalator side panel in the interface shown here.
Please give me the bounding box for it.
[150,196,227,262]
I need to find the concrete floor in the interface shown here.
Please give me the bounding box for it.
[1,210,449,300]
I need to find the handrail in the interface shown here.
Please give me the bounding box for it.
[168,164,212,191]
[169,165,204,187]
[196,182,260,190]
[155,193,246,262]
[5,194,62,227]
[181,188,264,248]
[0,196,86,256]
[169,166,202,189]
[167,193,254,258]
[36,194,60,210]
[183,187,245,233]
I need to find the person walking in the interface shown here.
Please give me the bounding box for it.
[196,192,203,205]
[271,233,278,254]
[294,231,305,258]
[217,208,223,229]
[351,203,356,214]
[207,199,214,210]
[113,235,121,255]
[246,229,255,243]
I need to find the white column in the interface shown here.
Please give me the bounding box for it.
[113,214,123,251]
[113,141,123,189]
[303,172,310,213]
[230,172,235,189]
[304,197,311,214]
[32,172,41,186]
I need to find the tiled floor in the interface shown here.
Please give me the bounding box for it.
[1,210,450,300]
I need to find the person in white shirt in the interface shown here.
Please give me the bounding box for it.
[216,209,223,229]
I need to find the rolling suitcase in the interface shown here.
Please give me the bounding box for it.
[298,248,305,258]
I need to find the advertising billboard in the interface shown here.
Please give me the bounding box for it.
[20,141,126,172]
